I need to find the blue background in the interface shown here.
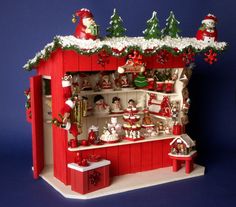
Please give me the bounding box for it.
[0,0,235,206]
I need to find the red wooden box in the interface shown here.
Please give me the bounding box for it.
[68,160,111,194]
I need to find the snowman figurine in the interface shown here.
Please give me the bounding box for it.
[196,14,218,43]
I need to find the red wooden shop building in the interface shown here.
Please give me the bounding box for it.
[24,34,225,196]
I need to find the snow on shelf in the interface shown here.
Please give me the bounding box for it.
[24,35,227,70]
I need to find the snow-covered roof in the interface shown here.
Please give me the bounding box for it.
[24,35,227,71]
[170,134,195,148]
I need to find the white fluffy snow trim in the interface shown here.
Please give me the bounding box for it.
[65,122,71,130]
[24,35,227,70]
[65,99,75,108]
[62,80,71,87]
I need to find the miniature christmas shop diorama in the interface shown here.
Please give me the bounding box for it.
[24,8,226,199]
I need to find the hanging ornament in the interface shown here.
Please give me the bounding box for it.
[72,14,77,23]
[156,50,169,64]
[204,49,217,64]
[97,50,110,67]
[182,48,195,65]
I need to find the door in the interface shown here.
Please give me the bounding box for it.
[30,75,44,179]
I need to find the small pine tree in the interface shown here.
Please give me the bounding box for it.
[143,11,161,39]
[162,11,181,38]
[106,8,126,37]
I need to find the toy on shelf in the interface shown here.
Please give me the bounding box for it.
[120,73,133,90]
[75,152,89,167]
[123,105,143,141]
[142,109,155,128]
[156,96,172,117]
[88,125,100,145]
[73,8,99,40]
[125,99,138,113]
[111,96,123,114]
[171,101,180,122]
[100,124,120,143]
[100,73,112,90]
[81,73,92,90]
[196,14,217,43]
[147,93,161,114]
[107,117,122,133]
[93,95,110,114]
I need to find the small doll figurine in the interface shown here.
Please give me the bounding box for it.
[142,109,154,127]
[101,73,112,90]
[94,95,110,113]
[62,74,73,99]
[111,96,123,113]
[120,73,129,88]
[81,74,92,90]
[125,99,138,113]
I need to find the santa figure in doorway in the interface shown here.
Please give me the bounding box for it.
[196,14,218,43]
[73,8,99,40]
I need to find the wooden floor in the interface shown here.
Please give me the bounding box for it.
[40,164,205,200]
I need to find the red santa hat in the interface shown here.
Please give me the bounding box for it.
[75,8,93,19]
[202,14,217,24]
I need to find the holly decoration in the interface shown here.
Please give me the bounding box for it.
[204,49,217,64]
[162,11,181,38]
[97,50,110,67]
[24,89,31,109]
[134,72,148,88]
[156,50,169,64]
[143,11,161,39]
[106,8,126,37]
[182,48,195,65]
[89,170,101,186]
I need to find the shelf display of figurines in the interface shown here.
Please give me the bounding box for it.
[156,121,171,135]
[120,73,134,90]
[100,117,122,143]
[93,95,110,114]
[100,73,112,91]
[111,96,123,114]
[154,69,178,93]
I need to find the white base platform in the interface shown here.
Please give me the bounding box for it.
[40,164,205,200]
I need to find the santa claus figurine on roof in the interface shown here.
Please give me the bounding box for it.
[196,14,218,43]
[72,8,99,40]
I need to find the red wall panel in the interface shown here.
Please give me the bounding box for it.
[141,142,153,171]
[118,145,131,175]
[130,144,141,173]
[63,50,79,72]
[106,147,119,176]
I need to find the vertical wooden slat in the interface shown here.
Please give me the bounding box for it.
[141,142,153,171]
[152,141,163,169]
[118,145,130,175]
[63,50,79,72]
[162,138,173,167]
[130,144,141,173]
[106,146,119,176]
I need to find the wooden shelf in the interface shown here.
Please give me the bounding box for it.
[150,114,172,120]
[68,134,179,151]
[84,111,144,118]
[144,90,178,96]
[79,88,140,96]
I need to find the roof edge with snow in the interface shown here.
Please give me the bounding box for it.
[24,35,227,71]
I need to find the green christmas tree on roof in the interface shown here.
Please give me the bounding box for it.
[143,11,161,39]
[106,8,126,37]
[162,11,181,38]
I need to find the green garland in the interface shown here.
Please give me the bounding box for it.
[24,36,227,71]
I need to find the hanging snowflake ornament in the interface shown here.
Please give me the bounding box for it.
[97,50,110,67]
[156,50,169,64]
[182,48,195,65]
[204,49,217,64]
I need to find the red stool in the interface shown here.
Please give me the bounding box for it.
[168,151,197,174]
